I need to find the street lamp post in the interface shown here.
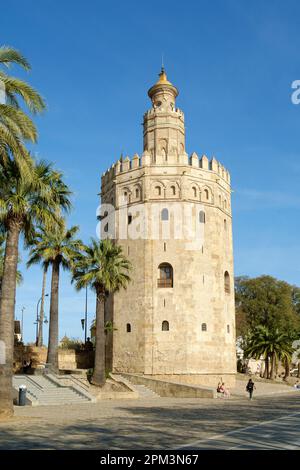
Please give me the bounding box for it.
[21,306,26,342]
[35,294,49,346]
[81,287,88,344]
[85,286,88,344]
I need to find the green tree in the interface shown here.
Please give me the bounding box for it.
[235,275,300,335]
[27,224,84,370]
[0,46,45,171]
[0,159,70,417]
[72,239,131,386]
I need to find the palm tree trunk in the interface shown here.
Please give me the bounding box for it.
[270,353,276,380]
[0,221,21,417]
[298,361,300,379]
[37,268,47,347]
[260,360,265,378]
[92,290,106,386]
[283,357,290,381]
[264,356,269,379]
[46,260,60,371]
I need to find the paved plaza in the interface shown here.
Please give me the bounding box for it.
[0,391,300,449]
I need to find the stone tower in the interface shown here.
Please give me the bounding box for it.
[100,69,236,387]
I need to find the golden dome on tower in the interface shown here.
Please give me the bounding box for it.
[148,67,179,99]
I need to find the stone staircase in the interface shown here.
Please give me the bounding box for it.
[114,374,160,399]
[13,374,94,406]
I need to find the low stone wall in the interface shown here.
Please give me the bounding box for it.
[59,350,94,370]
[14,346,94,372]
[148,373,236,389]
[121,373,216,398]
[14,346,47,372]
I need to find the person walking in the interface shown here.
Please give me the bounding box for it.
[246,378,256,399]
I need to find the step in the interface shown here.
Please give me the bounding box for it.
[118,375,160,398]
[13,374,94,406]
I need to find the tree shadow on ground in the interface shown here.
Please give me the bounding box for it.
[0,394,299,450]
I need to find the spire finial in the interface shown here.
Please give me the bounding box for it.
[161,53,164,72]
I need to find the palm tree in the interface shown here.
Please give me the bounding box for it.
[244,325,271,378]
[0,232,23,299]
[0,159,71,417]
[0,232,6,295]
[72,239,131,386]
[244,325,294,380]
[0,46,45,171]
[27,224,84,370]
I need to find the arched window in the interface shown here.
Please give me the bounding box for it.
[204,189,209,200]
[219,195,222,206]
[199,211,206,223]
[171,185,176,196]
[161,208,169,221]
[162,321,169,331]
[192,187,197,198]
[201,323,207,332]
[155,186,162,196]
[128,214,132,225]
[224,200,227,210]
[104,223,108,233]
[224,219,227,230]
[126,323,131,333]
[224,271,230,294]
[122,190,130,204]
[158,263,173,288]
[135,188,139,198]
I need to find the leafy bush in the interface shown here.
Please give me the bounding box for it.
[59,337,82,351]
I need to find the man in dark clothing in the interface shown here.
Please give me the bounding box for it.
[85,337,94,351]
[246,378,256,399]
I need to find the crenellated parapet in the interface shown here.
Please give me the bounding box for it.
[101,152,231,188]
[143,107,184,119]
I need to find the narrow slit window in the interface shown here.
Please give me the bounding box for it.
[224,271,230,294]
[199,211,206,223]
[161,208,169,221]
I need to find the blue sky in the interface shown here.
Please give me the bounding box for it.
[2,0,300,343]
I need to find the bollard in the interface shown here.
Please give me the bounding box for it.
[18,385,27,406]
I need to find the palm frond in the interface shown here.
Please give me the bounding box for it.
[0,46,31,70]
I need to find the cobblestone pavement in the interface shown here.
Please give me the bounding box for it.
[0,389,300,449]
[231,376,297,397]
